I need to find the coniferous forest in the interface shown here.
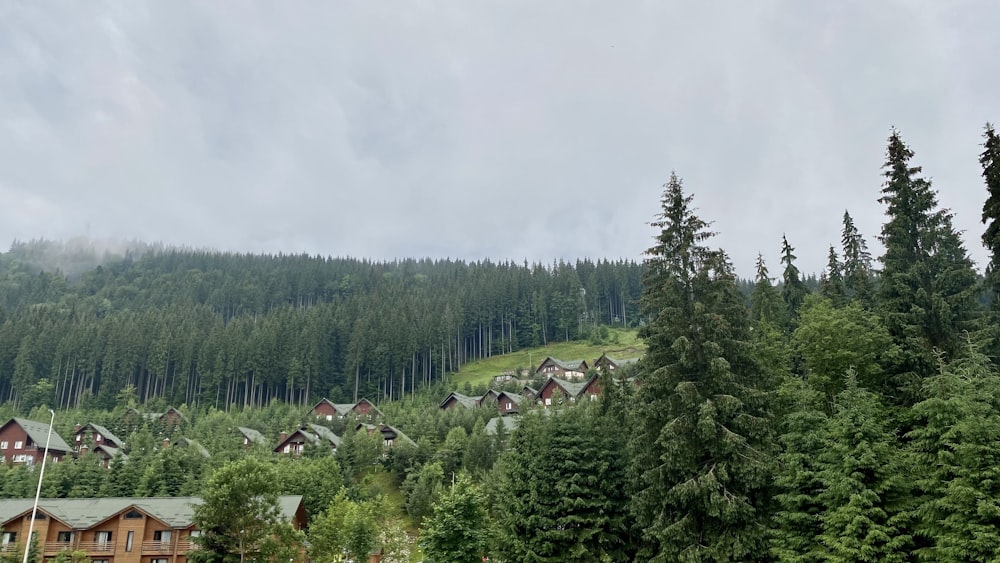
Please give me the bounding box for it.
[3,126,1000,562]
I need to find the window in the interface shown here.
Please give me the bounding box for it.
[189,531,201,538]
[96,434,102,442]
[125,530,133,552]
[326,414,333,421]
[56,531,73,543]
[153,530,171,542]
[1,441,8,449]
[93,560,109,563]
[283,444,290,454]
[12,455,26,463]
[1,531,16,546]
[590,393,597,401]
[124,509,143,519]
[152,559,168,563]
[505,402,512,410]
[75,435,82,442]
[13,441,22,449]
[94,531,112,546]
[544,397,552,406]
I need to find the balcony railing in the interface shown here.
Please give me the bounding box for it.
[141,540,174,553]
[176,540,198,552]
[42,541,74,554]
[0,543,20,554]
[76,541,115,553]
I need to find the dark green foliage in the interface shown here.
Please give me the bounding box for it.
[906,350,1000,561]
[781,234,810,324]
[980,123,1000,359]
[497,405,631,562]
[877,130,980,404]
[633,173,775,561]
[840,211,874,306]
[814,375,912,561]
[819,246,846,306]
[420,474,495,563]
[750,254,786,326]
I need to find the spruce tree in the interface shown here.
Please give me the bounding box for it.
[780,235,809,325]
[819,246,846,306]
[980,123,1000,359]
[750,254,786,327]
[840,211,874,305]
[877,130,979,403]
[632,173,774,561]
[906,350,1000,561]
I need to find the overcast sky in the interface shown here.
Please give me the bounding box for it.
[2,1,998,277]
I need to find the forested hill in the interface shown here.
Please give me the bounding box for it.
[0,242,644,412]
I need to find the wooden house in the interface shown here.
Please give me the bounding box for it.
[0,418,72,466]
[536,374,602,407]
[535,357,590,379]
[355,423,416,449]
[495,391,523,415]
[438,392,480,410]
[0,495,305,563]
[73,423,124,452]
[274,424,342,456]
[236,426,266,449]
[310,398,384,420]
[592,353,640,373]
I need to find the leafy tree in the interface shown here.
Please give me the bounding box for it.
[877,130,980,404]
[780,234,810,324]
[906,349,1000,561]
[191,457,303,563]
[308,489,383,562]
[632,173,775,561]
[420,473,494,563]
[792,295,894,404]
[403,460,445,522]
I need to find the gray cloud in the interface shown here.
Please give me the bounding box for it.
[2,0,999,276]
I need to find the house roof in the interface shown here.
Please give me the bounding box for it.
[538,375,599,399]
[3,418,72,453]
[495,391,523,405]
[314,398,383,418]
[174,437,211,458]
[308,424,342,448]
[237,426,266,445]
[439,392,480,409]
[88,444,124,460]
[536,357,589,372]
[0,495,304,529]
[355,423,416,447]
[594,354,640,369]
[485,416,521,436]
[354,398,385,418]
[78,423,124,448]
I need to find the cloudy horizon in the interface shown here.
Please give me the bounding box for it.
[2,1,999,277]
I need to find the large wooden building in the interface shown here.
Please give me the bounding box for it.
[0,495,306,563]
[0,418,73,466]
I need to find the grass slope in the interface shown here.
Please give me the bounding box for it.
[448,328,646,387]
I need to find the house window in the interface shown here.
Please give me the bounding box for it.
[189,530,202,538]
[283,444,291,454]
[326,414,333,421]
[152,559,168,563]
[12,455,26,463]
[76,434,82,442]
[544,397,552,406]
[1,531,16,546]
[94,531,112,546]
[505,402,512,410]
[590,394,597,401]
[13,441,22,449]
[153,530,172,542]
[124,509,143,519]
[126,530,134,552]
[243,437,249,445]
[57,531,73,543]
[93,560,109,563]
[96,434,102,442]
[0,441,6,449]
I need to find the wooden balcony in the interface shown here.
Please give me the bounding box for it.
[76,540,115,553]
[142,540,174,554]
[42,541,74,554]
[0,543,20,554]
[176,540,197,552]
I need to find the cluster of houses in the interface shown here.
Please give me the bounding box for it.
[441,354,639,434]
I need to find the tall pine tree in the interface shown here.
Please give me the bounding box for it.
[819,246,846,307]
[877,130,979,404]
[750,254,786,327]
[841,211,874,305]
[632,173,774,562]
[780,235,809,326]
[980,123,1000,360]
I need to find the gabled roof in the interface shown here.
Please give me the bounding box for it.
[237,426,266,445]
[353,398,384,418]
[0,495,304,529]
[2,418,72,453]
[173,437,211,458]
[439,392,480,409]
[308,424,342,448]
[536,356,589,372]
[355,423,416,447]
[538,375,599,399]
[89,444,125,461]
[485,416,521,436]
[313,398,383,418]
[161,407,187,422]
[495,391,523,405]
[593,353,640,369]
[77,423,124,448]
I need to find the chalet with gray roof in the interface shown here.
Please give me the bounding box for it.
[356,423,416,449]
[73,422,124,451]
[495,391,523,415]
[311,397,384,420]
[80,443,125,469]
[439,392,480,410]
[535,356,590,379]
[275,424,342,456]
[485,416,521,436]
[237,426,267,448]
[0,418,72,465]
[536,374,602,407]
[593,353,640,373]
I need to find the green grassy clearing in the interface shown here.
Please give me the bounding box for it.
[448,328,646,387]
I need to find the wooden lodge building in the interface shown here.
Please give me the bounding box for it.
[0,496,305,563]
[0,418,73,466]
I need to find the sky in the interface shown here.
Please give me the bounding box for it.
[1,1,999,277]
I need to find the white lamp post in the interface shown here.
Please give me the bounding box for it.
[22,409,55,563]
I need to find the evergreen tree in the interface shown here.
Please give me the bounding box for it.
[840,211,874,305]
[750,254,786,326]
[980,123,1000,359]
[877,130,980,404]
[632,173,775,561]
[906,349,1000,561]
[780,235,809,325]
[420,474,495,563]
[815,374,912,561]
[819,246,846,306]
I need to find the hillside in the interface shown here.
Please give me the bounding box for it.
[447,327,645,387]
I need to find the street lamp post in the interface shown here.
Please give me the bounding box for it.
[23,409,55,563]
